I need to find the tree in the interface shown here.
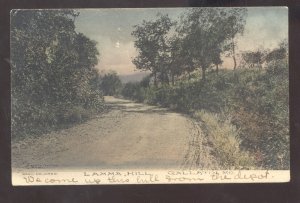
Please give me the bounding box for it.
[140,75,151,88]
[100,71,122,96]
[241,50,265,69]
[11,10,102,136]
[177,8,232,80]
[222,8,248,70]
[211,48,223,74]
[168,35,186,84]
[265,39,287,63]
[11,10,78,104]
[132,14,173,86]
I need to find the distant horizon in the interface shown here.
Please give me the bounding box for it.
[75,7,288,76]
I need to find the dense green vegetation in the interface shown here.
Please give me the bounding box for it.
[122,8,289,169]
[98,71,122,96]
[11,10,104,139]
[122,58,288,169]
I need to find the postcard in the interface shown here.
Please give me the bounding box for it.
[11,7,289,185]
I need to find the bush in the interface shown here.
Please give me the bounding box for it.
[60,106,90,123]
[229,60,289,169]
[122,82,145,102]
[100,72,122,96]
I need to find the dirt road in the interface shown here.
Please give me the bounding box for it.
[12,96,217,170]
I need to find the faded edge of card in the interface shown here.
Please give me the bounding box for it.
[12,169,290,185]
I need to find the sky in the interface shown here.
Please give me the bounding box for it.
[75,7,288,75]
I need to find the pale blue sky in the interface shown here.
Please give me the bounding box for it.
[75,7,288,75]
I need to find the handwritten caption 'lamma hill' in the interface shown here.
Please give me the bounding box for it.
[19,170,276,185]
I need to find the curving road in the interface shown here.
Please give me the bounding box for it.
[12,96,217,170]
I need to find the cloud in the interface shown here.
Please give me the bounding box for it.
[237,7,288,52]
[75,8,288,74]
[95,39,137,75]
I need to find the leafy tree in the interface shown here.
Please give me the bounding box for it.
[140,75,151,88]
[222,8,248,70]
[240,40,287,70]
[100,71,122,96]
[177,8,232,80]
[168,35,187,84]
[265,39,287,63]
[132,14,174,86]
[211,47,223,74]
[11,10,102,137]
[241,49,266,69]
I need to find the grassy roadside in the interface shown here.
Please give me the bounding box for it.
[193,110,255,169]
[11,103,107,142]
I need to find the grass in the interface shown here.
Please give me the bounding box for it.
[193,110,256,169]
[11,104,106,142]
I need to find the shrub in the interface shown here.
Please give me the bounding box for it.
[229,60,289,169]
[121,82,146,102]
[100,72,122,96]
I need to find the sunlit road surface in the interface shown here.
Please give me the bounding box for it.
[12,96,216,170]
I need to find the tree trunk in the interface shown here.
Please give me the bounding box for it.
[171,74,175,86]
[202,67,206,80]
[233,55,237,70]
[165,72,169,85]
[232,37,237,70]
[216,64,219,74]
[154,72,157,87]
